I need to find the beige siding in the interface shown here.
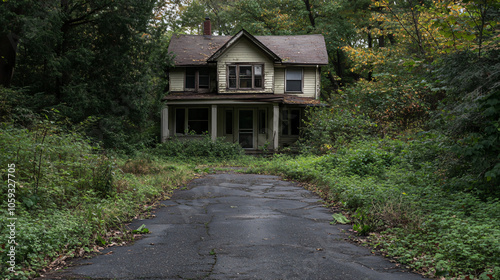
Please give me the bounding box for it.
[217,37,274,94]
[302,67,317,98]
[169,69,184,92]
[274,67,285,94]
[277,67,319,98]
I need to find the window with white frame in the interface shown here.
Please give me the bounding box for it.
[228,64,263,89]
[285,68,303,92]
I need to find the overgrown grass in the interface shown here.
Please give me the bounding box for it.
[248,136,500,279]
[153,135,245,162]
[0,123,196,279]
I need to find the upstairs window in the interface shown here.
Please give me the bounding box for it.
[286,68,303,92]
[228,64,263,90]
[185,68,210,91]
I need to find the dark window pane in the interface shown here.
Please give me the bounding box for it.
[188,108,209,120]
[239,110,253,129]
[228,66,237,88]
[175,108,185,134]
[229,66,236,75]
[199,76,209,88]
[239,66,252,88]
[186,77,195,89]
[188,121,208,134]
[239,66,252,77]
[225,110,233,135]
[229,78,237,88]
[281,109,289,135]
[291,110,300,135]
[240,78,252,88]
[286,68,302,92]
[258,110,266,134]
[286,80,302,92]
[254,77,262,88]
[199,68,209,88]
[199,68,209,76]
[188,108,209,134]
[239,110,254,149]
[239,132,253,148]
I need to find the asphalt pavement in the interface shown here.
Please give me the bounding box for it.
[42,173,427,280]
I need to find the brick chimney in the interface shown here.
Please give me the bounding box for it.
[203,17,211,36]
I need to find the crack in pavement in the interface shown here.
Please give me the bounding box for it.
[41,173,427,280]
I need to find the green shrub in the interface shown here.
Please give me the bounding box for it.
[154,135,244,161]
[299,105,376,154]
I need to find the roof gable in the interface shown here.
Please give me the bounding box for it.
[207,29,281,63]
[168,30,328,66]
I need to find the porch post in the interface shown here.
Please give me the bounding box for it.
[211,104,218,141]
[273,104,279,150]
[161,106,169,142]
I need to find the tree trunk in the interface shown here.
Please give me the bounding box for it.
[303,0,316,28]
[379,35,385,47]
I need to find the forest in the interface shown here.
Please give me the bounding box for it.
[1,0,499,279]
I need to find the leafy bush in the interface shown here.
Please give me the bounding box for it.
[154,135,245,161]
[0,120,195,279]
[299,105,375,154]
[432,49,500,197]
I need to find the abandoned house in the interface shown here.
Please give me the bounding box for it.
[161,18,328,151]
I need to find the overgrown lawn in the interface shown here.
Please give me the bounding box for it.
[248,137,500,279]
[0,123,196,279]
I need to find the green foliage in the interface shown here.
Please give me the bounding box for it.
[0,120,195,278]
[432,49,500,197]
[3,1,172,151]
[132,224,150,234]
[299,105,375,154]
[249,136,500,278]
[154,135,245,161]
[0,121,115,208]
[331,213,350,224]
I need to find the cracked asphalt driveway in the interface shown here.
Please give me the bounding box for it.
[48,173,426,280]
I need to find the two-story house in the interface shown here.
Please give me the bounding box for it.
[161,18,328,151]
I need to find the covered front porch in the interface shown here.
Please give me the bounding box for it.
[161,94,320,151]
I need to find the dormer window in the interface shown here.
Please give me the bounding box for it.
[228,64,263,90]
[185,68,209,91]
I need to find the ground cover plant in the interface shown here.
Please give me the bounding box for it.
[153,134,246,163]
[0,121,196,279]
[248,136,500,279]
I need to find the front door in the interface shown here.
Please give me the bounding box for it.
[238,110,254,149]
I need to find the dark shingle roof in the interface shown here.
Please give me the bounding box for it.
[168,31,328,66]
[168,35,230,66]
[256,35,328,65]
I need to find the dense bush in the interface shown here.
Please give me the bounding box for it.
[299,105,376,154]
[0,122,195,279]
[432,49,500,197]
[154,135,245,161]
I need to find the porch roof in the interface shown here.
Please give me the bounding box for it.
[162,93,323,106]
